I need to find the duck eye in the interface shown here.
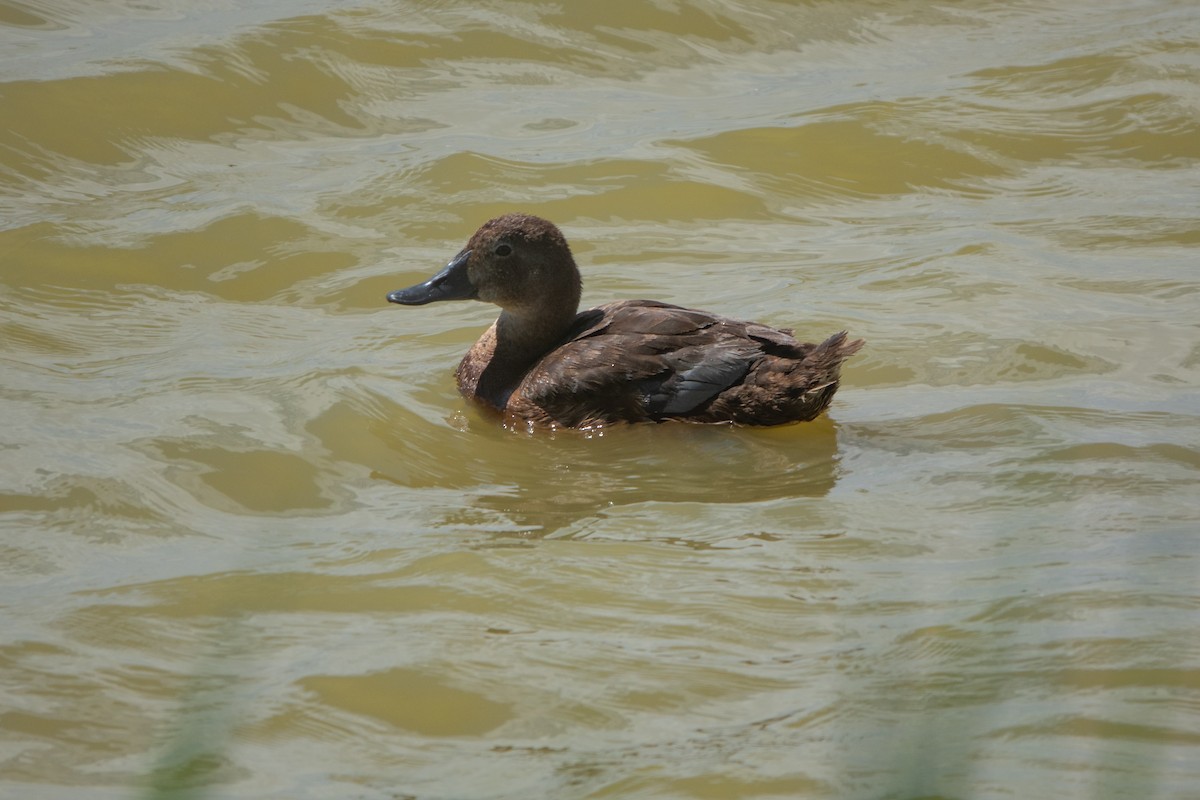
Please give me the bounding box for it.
[494,243,512,257]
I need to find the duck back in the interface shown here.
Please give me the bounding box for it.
[493,300,863,428]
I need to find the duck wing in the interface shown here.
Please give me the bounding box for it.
[513,300,777,426]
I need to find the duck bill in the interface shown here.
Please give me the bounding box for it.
[387,249,477,305]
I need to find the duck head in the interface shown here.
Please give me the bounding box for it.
[387,213,582,319]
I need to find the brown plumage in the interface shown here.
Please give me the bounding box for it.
[387,213,863,429]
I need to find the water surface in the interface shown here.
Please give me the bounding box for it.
[2,1,1199,798]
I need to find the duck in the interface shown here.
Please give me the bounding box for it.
[387,213,863,429]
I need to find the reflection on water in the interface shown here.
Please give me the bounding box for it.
[2,0,1199,798]
[364,407,844,534]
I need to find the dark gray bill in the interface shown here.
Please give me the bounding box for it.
[387,249,476,305]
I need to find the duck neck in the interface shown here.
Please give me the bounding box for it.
[474,305,577,408]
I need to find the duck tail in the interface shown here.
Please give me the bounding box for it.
[805,331,865,375]
[774,331,864,422]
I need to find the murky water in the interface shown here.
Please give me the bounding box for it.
[2,1,1199,798]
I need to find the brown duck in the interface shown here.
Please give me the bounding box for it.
[387,213,863,429]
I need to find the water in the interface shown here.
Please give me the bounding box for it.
[2,1,1198,798]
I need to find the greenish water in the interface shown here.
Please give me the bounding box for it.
[2,1,1198,798]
